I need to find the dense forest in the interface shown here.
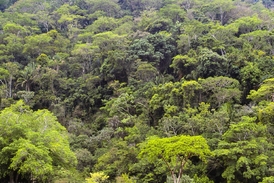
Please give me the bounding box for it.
[1,0,274,182]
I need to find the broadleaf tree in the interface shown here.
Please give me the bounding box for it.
[0,100,77,183]
[138,135,212,183]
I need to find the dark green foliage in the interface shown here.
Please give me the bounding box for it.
[2,0,274,182]
[128,33,176,73]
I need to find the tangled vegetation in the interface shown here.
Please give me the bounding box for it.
[1,0,274,182]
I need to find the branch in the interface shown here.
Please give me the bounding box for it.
[160,154,176,181]
[178,154,191,182]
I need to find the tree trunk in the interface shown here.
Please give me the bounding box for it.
[15,173,19,183]
[9,76,12,98]
[172,174,177,183]
[9,172,15,183]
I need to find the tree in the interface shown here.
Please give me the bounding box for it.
[139,135,212,183]
[240,30,274,54]
[214,116,274,183]
[233,15,263,36]
[1,22,26,63]
[177,20,212,54]
[260,176,274,183]
[23,30,70,60]
[79,0,121,17]
[94,140,138,180]
[50,4,84,35]
[6,0,60,14]
[158,4,186,23]
[252,102,274,136]
[181,80,202,107]
[86,16,118,34]
[134,61,158,82]
[199,76,241,107]
[248,78,274,102]
[203,22,238,55]
[17,62,40,92]
[0,62,18,107]
[118,0,163,16]
[240,62,262,100]
[71,43,98,74]
[128,32,176,73]
[195,48,229,78]
[1,62,19,98]
[116,173,137,183]
[199,0,234,25]
[0,100,77,183]
[171,54,197,79]
[86,172,109,183]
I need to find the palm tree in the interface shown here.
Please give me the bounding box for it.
[17,62,40,91]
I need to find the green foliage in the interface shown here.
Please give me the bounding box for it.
[214,116,274,183]
[193,174,214,183]
[240,62,262,95]
[128,33,176,72]
[0,100,77,182]
[260,176,274,183]
[199,76,241,107]
[233,16,263,35]
[2,1,274,182]
[158,4,186,23]
[149,79,201,114]
[81,0,121,17]
[196,48,228,78]
[86,172,108,183]
[171,54,197,79]
[86,16,118,34]
[94,140,138,178]
[134,61,158,82]
[139,135,212,183]
[248,78,274,102]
